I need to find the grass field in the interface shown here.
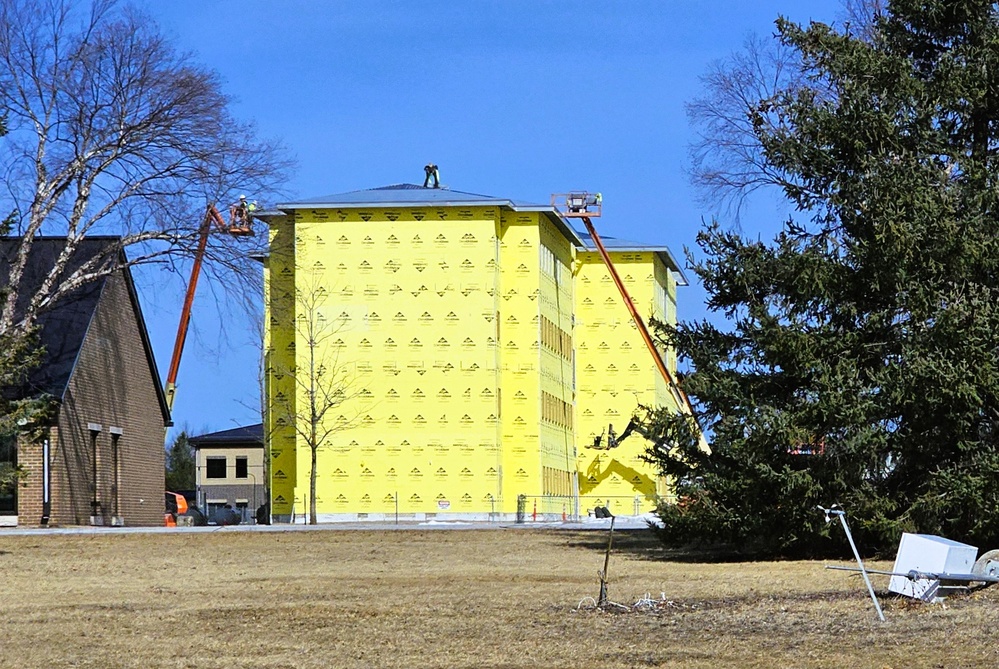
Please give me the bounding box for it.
[1,526,998,668]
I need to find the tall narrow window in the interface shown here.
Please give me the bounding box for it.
[0,432,16,516]
[235,457,248,479]
[110,433,120,517]
[88,424,102,517]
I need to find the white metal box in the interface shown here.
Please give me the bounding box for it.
[888,533,977,602]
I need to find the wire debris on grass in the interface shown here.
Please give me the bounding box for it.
[576,592,694,614]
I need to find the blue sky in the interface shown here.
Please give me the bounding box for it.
[139,0,841,441]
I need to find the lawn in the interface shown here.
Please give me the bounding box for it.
[1,526,997,668]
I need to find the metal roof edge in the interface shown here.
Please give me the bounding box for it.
[251,201,586,247]
[577,244,689,287]
[659,248,689,286]
[544,211,586,247]
[273,197,517,210]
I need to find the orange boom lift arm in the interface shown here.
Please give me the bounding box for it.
[164,203,253,413]
[552,193,697,419]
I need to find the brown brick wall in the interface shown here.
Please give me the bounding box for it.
[18,272,167,527]
[16,434,45,525]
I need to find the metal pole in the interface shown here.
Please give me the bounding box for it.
[573,471,580,522]
[248,472,256,524]
[821,505,885,622]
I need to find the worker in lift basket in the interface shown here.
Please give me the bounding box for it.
[231,195,256,225]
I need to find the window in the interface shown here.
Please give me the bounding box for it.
[0,431,16,515]
[235,457,248,479]
[206,457,226,479]
[206,502,228,520]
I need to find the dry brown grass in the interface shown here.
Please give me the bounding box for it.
[1,526,998,668]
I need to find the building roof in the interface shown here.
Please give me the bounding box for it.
[260,183,585,247]
[189,423,263,447]
[259,184,688,284]
[575,231,689,286]
[0,237,171,425]
[274,183,550,210]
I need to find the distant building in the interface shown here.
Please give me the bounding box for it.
[0,238,171,527]
[189,423,266,524]
[256,184,686,522]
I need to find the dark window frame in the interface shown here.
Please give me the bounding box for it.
[205,457,227,479]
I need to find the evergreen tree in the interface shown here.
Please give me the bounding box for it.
[165,431,195,491]
[649,0,999,556]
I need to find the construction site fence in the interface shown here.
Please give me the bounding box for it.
[516,494,659,523]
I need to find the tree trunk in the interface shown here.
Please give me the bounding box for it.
[309,443,317,525]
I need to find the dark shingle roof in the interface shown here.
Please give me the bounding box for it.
[0,237,114,398]
[0,237,170,425]
[189,423,263,447]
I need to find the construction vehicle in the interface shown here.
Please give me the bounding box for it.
[550,192,700,449]
[164,202,254,413]
[164,490,188,527]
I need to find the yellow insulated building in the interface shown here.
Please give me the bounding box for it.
[257,184,687,522]
[574,232,687,515]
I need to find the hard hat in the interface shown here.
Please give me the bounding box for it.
[239,194,246,200]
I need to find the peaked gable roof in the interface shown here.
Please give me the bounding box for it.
[0,237,171,425]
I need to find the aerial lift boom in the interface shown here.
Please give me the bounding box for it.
[552,193,700,447]
[164,203,253,413]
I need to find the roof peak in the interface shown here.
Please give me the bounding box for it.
[370,183,442,191]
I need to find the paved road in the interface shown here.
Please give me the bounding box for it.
[0,514,657,536]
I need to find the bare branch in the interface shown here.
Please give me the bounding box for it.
[0,0,292,338]
[687,34,807,217]
[268,272,368,525]
[687,2,885,218]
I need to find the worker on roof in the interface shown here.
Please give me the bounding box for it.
[423,163,440,189]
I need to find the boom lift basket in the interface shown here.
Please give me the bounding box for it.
[552,192,602,218]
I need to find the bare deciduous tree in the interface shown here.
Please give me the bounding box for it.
[0,0,290,340]
[271,274,364,525]
[687,0,885,215]
[686,34,805,215]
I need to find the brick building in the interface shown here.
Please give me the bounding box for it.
[189,423,266,524]
[0,238,171,527]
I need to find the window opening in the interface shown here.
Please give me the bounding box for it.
[206,457,227,479]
